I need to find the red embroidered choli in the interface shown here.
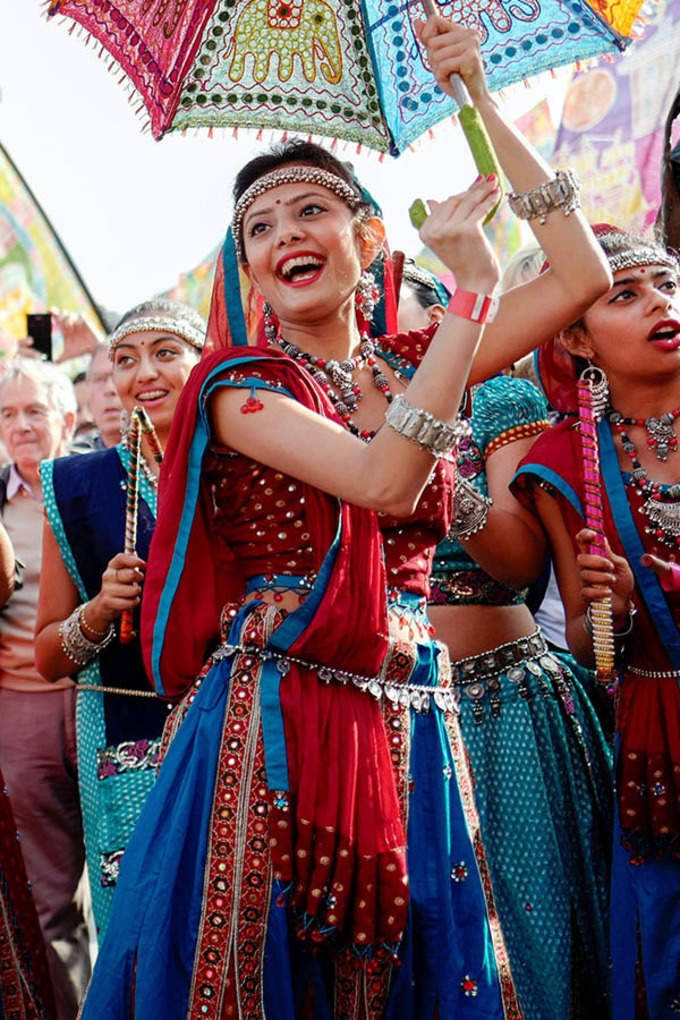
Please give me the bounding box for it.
[205,333,453,600]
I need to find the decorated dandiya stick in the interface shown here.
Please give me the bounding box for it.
[577,370,615,684]
[120,407,163,645]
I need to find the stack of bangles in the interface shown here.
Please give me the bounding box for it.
[59,604,115,667]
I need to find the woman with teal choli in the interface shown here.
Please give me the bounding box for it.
[426,372,613,1020]
[35,298,204,940]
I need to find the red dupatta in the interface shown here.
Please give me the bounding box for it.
[514,422,680,858]
[140,346,409,978]
[140,346,389,697]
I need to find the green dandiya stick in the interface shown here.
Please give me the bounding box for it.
[409,0,503,230]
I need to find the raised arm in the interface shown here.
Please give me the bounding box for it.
[455,436,548,588]
[416,16,612,381]
[213,182,500,516]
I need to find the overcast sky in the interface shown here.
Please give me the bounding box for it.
[0,4,567,316]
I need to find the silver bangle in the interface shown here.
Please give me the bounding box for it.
[59,606,116,667]
[508,169,581,225]
[448,476,492,540]
[584,603,636,639]
[384,394,467,457]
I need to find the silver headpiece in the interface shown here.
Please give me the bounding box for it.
[598,232,680,275]
[232,165,364,262]
[108,298,206,353]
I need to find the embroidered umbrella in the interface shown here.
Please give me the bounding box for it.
[47,0,643,156]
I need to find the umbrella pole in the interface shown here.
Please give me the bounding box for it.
[410,3,503,229]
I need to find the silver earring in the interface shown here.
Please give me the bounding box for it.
[579,362,609,423]
[355,269,378,324]
[263,302,279,342]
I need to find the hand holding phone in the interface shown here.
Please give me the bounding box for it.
[26,314,53,361]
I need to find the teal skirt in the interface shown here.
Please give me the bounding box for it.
[453,632,613,1020]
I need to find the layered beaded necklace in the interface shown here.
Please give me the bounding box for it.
[276,335,394,441]
[610,407,680,462]
[607,407,680,551]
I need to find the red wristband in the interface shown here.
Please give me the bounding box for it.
[448,288,499,325]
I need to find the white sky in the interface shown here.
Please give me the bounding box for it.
[0,4,568,316]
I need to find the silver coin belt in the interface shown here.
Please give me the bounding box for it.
[451,630,559,703]
[212,641,459,714]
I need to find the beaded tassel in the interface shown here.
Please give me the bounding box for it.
[577,370,615,684]
[120,406,163,644]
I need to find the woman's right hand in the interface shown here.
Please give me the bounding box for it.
[85,552,146,630]
[419,176,501,292]
[575,528,634,619]
[414,15,490,106]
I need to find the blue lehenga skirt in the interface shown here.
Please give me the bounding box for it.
[81,591,517,1019]
[452,629,613,1020]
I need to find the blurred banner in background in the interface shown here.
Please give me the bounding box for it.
[553,0,680,232]
[161,247,218,320]
[0,142,104,346]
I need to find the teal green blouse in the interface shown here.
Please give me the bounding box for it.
[429,375,549,607]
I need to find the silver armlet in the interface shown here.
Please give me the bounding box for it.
[508,169,581,225]
[59,606,116,667]
[448,476,493,540]
[385,394,468,457]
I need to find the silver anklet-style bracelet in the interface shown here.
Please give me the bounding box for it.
[448,476,493,540]
[59,606,116,667]
[508,169,581,225]
[385,394,467,457]
[583,602,636,639]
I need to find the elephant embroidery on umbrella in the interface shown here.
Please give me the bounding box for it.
[227,0,344,84]
[411,0,540,47]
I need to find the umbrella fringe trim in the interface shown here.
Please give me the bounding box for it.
[45,1,153,133]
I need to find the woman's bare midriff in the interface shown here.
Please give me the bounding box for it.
[428,602,540,661]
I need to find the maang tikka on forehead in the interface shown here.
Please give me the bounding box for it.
[231,165,364,262]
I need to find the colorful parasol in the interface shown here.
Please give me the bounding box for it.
[47,0,643,156]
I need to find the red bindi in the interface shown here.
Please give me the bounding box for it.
[639,267,646,274]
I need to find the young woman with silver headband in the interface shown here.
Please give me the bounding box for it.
[34,298,205,941]
[513,227,680,1019]
[79,15,611,1019]
[394,260,613,1020]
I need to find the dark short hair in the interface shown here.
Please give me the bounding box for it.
[233,139,368,214]
[400,259,451,310]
